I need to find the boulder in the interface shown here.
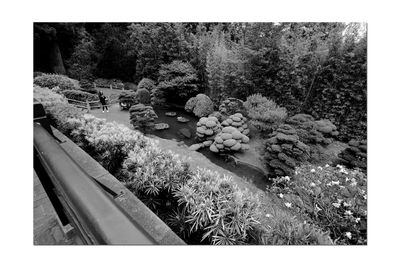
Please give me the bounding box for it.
[154,123,170,130]
[189,144,202,151]
[177,116,190,123]
[178,128,192,138]
[165,112,177,117]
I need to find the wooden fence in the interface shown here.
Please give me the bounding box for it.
[66,96,119,112]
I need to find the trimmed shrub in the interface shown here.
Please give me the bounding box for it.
[271,164,367,245]
[337,139,367,171]
[137,78,156,91]
[129,104,158,133]
[157,60,199,102]
[244,94,287,134]
[61,90,98,102]
[34,74,80,91]
[184,94,214,118]
[264,124,310,177]
[218,98,246,117]
[33,85,68,109]
[136,88,151,104]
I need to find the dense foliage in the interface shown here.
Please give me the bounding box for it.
[34,73,80,91]
[61,89,98,102]
[157,60,199,103]
[244,94,287,134]
[271,164,367,245]
[34,22,366,141]
[35,86,335,245]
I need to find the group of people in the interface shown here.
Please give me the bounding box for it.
[97,91,109,112]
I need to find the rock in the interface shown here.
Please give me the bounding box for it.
[178,128,192,138]
[189,144,202,151]
[165,112,177,117]
[177,116,190,123]
[154,123,170,130]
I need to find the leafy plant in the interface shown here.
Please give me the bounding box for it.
[34,74,80,91]
[244,94,287,133]
[270,164,367,245]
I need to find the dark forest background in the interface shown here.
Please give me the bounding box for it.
[34,22,367,141]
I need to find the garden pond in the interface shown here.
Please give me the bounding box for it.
[148,106,271,190]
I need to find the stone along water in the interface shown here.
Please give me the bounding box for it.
[149,107,270,190]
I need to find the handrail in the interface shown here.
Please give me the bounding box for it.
[34,123,156,245]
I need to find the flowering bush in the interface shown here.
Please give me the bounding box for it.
[244,94,287,133]
[34,74,80,91]
[270,164,367,245]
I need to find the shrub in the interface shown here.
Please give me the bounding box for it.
[218,98,247,117]
[71,116,149,173]
[137,78,156,91]
[264,124,310,177]
[34,71,44,78]
[136,88,151,104]
[184,94,214,118]
[129,104,158,133]
[244,94,287,133]
[61,90,98,102]
[34,74,80,91]
[270,164,367,245]
[124,82,137,91]
[157,60,199,103]
[261,210,333,245]
[33,85,68,109]
[337,139,367,171]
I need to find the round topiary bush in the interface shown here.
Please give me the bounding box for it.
[137,78,156,91]
[184,94,214,118]
[209,126,250,153]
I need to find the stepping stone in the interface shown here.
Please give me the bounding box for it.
[177,116,190,123]
[154,123,169,130]
[165,112,177,117]
[178,128,192,138]
[189,144,202,151]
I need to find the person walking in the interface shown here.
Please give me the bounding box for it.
[98,91,109,112]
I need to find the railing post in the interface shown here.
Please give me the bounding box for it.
[86,100,91,113]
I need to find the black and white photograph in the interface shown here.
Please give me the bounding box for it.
[2,0,400,266]
[32,21,367,245]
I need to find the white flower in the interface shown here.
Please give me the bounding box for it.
[310,182,316,187]
[325,164,330,167]
[326,182,333,186]
[355,218,361,223]
[315,204,322,212]
[318,166,323,170]
[345,232,352,239]
[278,193,284,198]
[343,202,351,207]
[331,180,340,186]
[337,199,343,204]
[310,169,316,173]
[332,203,340,208]
[344,210,353,216]
[284,202,292,208]
[265,213,273,218]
